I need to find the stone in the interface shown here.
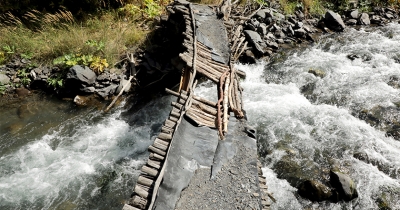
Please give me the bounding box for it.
[96,84,118,99]
[294,21,304,29]
[385,13,394,19]
[370,15,382,24]
[244,30,269,56]
[0,73,10,84]
[324,10,346,32]
[346,19,358,25]
[30,70,37,80]
[73,95,89,106]
[240,50,256,64]
[298,180,332,201]
[287,25,295,36]
[264,17,272,25]
[330,170,358,201]
[97,73,110,81]
[349,9,359,19]
[265,33,275,40]
[80,86,95,93]
[67,65,96,85]
[294,28,306,38]
[254,9,270,20]
[257,23,268,36]
[15,87,30,97]
[359,13,370,25]
[308,69,326,78]
[266,40,279,49]
[116,79,132,93]
[295,10,305,20]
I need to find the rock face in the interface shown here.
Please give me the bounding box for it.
[330,170,358,201]
[0,73,10,84]
[96,84,118,99]
[67,65,96,85]
[298,180,332,201]
[325,10,346,32]
[244,30,268,55]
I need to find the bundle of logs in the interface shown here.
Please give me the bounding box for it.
[124,89,191,210]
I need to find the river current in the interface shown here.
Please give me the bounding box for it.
[1,24,400,209]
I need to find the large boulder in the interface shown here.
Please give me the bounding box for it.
[298,180,332,201]
[359,13,370,25]
[96,84,118,99]
[0,73,10,84]
[324,10,346,32]
[330,170,358,201]
[244,30,269,56]
[67,65,96,85]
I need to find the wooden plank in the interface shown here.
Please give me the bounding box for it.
[153,141,168,151]
[148,145,166,156]
[137,175,155,187]
[141,165,158,177]
[149,152,164,161]
[158,132,172,141]
[134,185,149,198]
[147,159,162,170]
[171,102,183,110]
[122,204,141,210]
[164,119,176,129]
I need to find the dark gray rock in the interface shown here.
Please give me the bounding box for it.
[294,28,307,38]
[254,9,271,20]
[266,33,275,40]
[244,30,269,55]
[295,10,305,20]
[385,13,394,19]
[287,25,295,36]
[325,10,346,32]
[96,73,110,81]
[266,40,279,49]
[80,86,95,93]
[370,15,383,24]
[257,23,268,35]
[298,180,332,201]
[346,19,358,25]
[330,170,358,201]
[0,74,10,84]
[308,69,326,78]
[67,65,96,85]
[241,50,256,64]
[96,84,118,99]
[264,17,272,25]
[359,13,370,25]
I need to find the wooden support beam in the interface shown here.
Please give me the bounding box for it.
[134,185,149,198]
[149,153,164,161]
[142,165,159,177]
[137,175,155,187]
[148,145,166,156]
[147,159,162,170]
[158,132,172,141]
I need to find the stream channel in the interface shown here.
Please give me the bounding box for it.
[1,24,400,209]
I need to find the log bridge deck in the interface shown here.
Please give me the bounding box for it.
[124,1,273,209]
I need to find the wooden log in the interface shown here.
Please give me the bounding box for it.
[189,106,216,120]
[233,37,245,60]
[149,152,164,161]
[193,95,217,107]
[170,110,180,118]
[158,132,172,141]
[161,126,173,134]
[178,98,186,105]
[147,159,162,170]
[186,112,216,128]
[171,102,183,110]
[192,101,217,115]
[129,195,147,209]
[187,109,215,123]
[137,175,155,187]
[142,165,158,177]
[154,138,169,146]
[223,71,230,133]
[217,70,229,139]
[148,145,166,156]
[196,66,219,82]
[153,141,168,151]
[169,115,179,122]
[164,119,176,129]
[236,69,246,78]
[123,204,141,210]
[165,88,179,97]
[134,185,149,198]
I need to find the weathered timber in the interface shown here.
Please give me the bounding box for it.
[123,204,141,210]
[138,175,155,187]
[154,138,169,146]
[158,132,172,141]
[147,159,162,170]
[169,115,179,122]
[153,141,168,151]
[134,185,149,198]
[164,119,177,129]
[149,153,164,161]
[142,165,159,177]
[171,102,183,110]
[161,126,173,134]
[170,110,180,118]
[223,71,230,133]
[129,196,147,209]
[148,145,167,156]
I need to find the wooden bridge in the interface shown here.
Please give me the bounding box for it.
[123,1,273,209]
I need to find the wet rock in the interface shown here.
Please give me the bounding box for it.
[330,170,358,201]
[385,13,394,19]
[74,95,89,106]
[116,79,132,93]
[298,180,332,201]
[295,10,305,20]
[96,84,118,99]
[349,9,359,19]
[15,87,31,97]
[346,19,358,25]
[244,30,269,56]
[80,86,95,93]
[266,40,279,49]
[359,13,370,25]
[97,73,110,81]
[294,21,304,29]
[324,10,346,32]
[67,65,96,85]
[0,73,10,84]
[353,152,370,163]
[240,50,256,64]
[371,15,383,24]
[294,28,306,38]
[257,23,268,35]
[388,75,400,89]
[308,69,326,78]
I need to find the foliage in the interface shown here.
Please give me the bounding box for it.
[0,83,6,95]
[53,53,109,74]
[17,69,31,86]
[47,74,64,89]
[119,0,170,20]
[0,52,5,64]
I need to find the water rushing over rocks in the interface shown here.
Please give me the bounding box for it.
[236,24,400,209]
[0,94,173,209]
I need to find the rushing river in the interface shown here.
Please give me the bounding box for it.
[1,24,400,210]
